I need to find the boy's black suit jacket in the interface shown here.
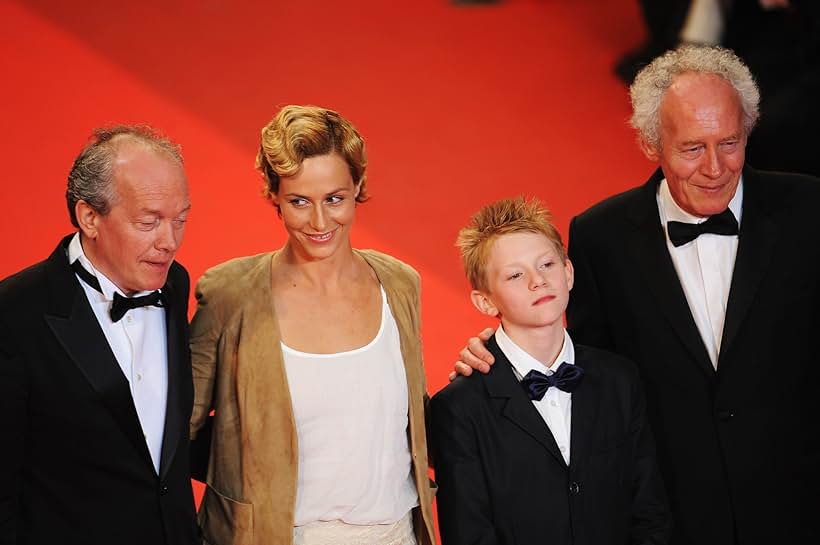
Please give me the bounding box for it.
[567,166,820,545]
[431,335,671,545]
[0,236,199,545]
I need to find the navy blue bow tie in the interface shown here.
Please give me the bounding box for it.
[521,363,585,400]
[71,260,166,322]
[667,208,739,247]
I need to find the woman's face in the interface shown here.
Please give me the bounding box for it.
[273,153,360,262]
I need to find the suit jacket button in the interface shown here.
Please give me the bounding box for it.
[569,481,580,494]
[160,483,169,495]
[717,410,734,421]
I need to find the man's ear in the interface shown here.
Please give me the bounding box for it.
[75,200,100,240]
[353,181,362,200]
[639,137,661,162]
[470,290,499,317]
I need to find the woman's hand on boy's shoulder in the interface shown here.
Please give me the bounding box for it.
[449,328,496,381]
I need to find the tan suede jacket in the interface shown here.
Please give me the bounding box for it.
[190,249,436,545]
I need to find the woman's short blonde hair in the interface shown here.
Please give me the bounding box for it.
[457,196,566,292]
[256,105,369,207]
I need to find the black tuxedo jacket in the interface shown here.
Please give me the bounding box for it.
[567,166,820,545]
[431,335,670,545]
[0,236,199,545]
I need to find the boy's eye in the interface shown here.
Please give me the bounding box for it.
[540,261,553,269]
[507,272,523,281]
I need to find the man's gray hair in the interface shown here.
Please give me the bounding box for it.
[629,45,760,149]
[66,125,183,228]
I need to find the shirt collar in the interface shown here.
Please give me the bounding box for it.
[657,175,744,227]
[67,232,155,301]
[495,325,575,381]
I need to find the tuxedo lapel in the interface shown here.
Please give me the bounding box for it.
[485,337,566,467]
[42,239,154,470]
[568,346,601,467]
[627,171,715,378]
[720,169,778,363]
[159,278,183,480]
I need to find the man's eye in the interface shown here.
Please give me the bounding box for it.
[327,195,343,204]
[289,198,308,207]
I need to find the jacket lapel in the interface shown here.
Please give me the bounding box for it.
[485,336,567,467]
[43,237,154,470]
[568,346,601,466]
[719,168,778,363]
[159,277,183,480]
[627,170,715,378]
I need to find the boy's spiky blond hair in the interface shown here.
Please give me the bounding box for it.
[457,196,566,291]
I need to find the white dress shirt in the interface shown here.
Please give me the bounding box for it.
[657,178,743,368]
[67,233,168,474]
[495,326,575,465]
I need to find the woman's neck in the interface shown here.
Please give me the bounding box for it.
[275,242,360,289]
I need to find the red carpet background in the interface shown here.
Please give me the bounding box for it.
[1,0,650,518]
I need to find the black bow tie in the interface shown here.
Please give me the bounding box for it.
[667,209,739,247]
[521,363,585,400]
[71,260,166,322]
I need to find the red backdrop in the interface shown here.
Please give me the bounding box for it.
[0,0,651,518]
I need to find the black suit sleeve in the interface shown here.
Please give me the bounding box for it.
[567,216,614,350]
[430,389,500,545]
[0,321,25,544]
[627,365,672,544]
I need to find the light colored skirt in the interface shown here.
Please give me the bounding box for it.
[292,511,416,545]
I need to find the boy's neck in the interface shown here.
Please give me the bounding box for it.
[500,319,566,368]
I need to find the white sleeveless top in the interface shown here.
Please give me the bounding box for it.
[282,286,419,526]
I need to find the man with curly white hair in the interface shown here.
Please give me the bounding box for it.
[566,45,820,545]
[458,45,820,545]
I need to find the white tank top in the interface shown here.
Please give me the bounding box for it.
[282,286,419,526]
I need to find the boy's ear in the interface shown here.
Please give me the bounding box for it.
[564,258,574,291]
[470,289,499,317]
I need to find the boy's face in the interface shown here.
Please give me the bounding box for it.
[471,231,573,331]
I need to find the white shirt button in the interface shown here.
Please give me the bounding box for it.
[126,315,133,324]
[136,372,143,381]
[559,445,566,452]
[550,400,558,407]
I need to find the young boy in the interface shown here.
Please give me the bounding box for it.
[431,197,670,545]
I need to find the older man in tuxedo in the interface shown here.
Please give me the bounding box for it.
[0,126,200,545]
[458,45,820,544]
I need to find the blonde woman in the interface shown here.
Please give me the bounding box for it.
[190,105,435,545]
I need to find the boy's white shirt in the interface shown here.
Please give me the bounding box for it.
[495,325,574,465]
